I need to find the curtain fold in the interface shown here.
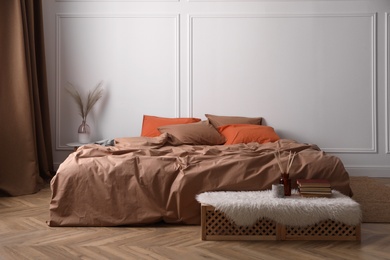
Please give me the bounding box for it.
[0,0,54,196]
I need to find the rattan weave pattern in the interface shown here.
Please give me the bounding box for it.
[201,205,361,241]
[285,220,358,237]
[205,209,277,236]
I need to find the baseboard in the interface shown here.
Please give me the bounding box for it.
[345,166,390,178]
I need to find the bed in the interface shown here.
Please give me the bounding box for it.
[48,115,352,227]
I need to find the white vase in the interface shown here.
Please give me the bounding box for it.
[78,119,91,143]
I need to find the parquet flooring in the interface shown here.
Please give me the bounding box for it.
[1,185,390,260]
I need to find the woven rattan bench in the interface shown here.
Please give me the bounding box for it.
[201,205,360,241]
[198,191,361,241]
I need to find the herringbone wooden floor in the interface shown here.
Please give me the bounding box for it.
[1,185,390,260]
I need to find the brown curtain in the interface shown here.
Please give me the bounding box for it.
[0,0,54,196]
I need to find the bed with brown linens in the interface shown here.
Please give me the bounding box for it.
[48,114,352,227]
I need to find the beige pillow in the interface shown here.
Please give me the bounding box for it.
[205,114,262,128]
[115,133,168,147]
[158,121,226,145]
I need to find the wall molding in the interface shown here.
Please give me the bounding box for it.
[345,165,390,177]
[55,13,180,150]
[187,0,268,1]
[386,13,390,154]
[188,0,256,1]
[188,13,377,154]
[56,0,178,2]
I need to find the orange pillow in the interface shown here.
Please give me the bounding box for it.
[141,115,201,137]
[218,124,280,145]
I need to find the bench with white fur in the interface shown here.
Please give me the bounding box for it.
[196,190,361,241]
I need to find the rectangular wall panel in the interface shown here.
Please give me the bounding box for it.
[42,0,390,176]
[189,14,376,153]
[387,13,390,154]
[56,14,179,149]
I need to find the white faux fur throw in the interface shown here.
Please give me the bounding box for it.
[196,190,361,227]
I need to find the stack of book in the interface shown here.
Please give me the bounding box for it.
[297,179,332,198]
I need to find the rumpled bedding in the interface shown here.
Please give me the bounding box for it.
[48,134,352,227]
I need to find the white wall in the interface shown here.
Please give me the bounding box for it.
[42,0,390,177]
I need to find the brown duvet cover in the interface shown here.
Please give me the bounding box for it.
[49,136,351,227]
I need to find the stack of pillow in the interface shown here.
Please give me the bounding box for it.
[140,114,280,146]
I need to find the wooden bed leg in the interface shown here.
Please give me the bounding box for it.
[356,224,361,241]
[277,223,285,240]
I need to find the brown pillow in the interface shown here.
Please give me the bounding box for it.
[205,114,262,128]
[158,121,226,145]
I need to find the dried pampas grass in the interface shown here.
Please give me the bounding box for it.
[66,82,103,120]
[273,150,297,174]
